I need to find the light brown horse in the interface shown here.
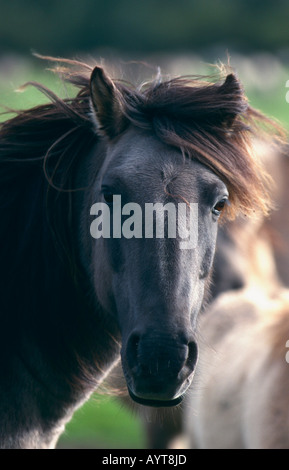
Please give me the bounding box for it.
[184,268,289,448]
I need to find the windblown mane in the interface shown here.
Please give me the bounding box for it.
[0,56,285,241]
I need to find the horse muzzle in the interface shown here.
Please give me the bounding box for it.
[122,330,198,407]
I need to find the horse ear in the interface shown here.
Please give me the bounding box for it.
[90,66,127,139]
[218,73,248,128]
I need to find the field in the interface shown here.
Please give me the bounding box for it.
[57,394,146,449]
[0,53,288,449]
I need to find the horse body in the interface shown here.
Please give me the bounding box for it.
[184,286,289,449]
[0,57,279,448]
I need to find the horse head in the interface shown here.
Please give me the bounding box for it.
[84,65,271,406]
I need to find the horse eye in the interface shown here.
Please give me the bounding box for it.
[212,198,227,216]
[103,191,114,204]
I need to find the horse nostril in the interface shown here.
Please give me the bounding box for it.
[126,332,198,375]
[126,332,140,370]
[186,340,198,370]
[123,332,198,404]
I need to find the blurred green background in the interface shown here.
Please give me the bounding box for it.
[0,0,288,449]
[1,0,289,56]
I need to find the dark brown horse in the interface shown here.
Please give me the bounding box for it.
[0,56,281,448]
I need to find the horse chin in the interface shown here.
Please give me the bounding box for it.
[127,388,184,408]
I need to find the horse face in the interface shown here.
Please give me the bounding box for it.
[91,128,228,406]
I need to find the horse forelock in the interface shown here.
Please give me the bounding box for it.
[108,62,284,219]
[115,73,284,220]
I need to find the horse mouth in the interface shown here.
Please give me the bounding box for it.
[128,388,184,407]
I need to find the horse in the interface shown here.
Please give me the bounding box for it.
[0,55,281,448]
[184,279,289,448]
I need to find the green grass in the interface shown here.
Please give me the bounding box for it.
[247,87,289,130]
[0,61,75,121]
[57,394,146,449]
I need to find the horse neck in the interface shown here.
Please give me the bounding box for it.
[0,140,120,448]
